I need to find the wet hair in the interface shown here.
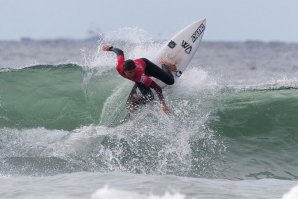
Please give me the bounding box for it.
[123,59,136,71]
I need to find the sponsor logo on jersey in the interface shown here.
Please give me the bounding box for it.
[140,75,146,84]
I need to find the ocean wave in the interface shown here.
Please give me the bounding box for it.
[0,64,122,130]
[211,88,298,138]
[0,63,298,179]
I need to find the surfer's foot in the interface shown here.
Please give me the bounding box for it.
[160,60,177,71]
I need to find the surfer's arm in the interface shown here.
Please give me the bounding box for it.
[102,44,125,66]
[149,81,170,114]
[109,47,124,57]
[102,44,124,56]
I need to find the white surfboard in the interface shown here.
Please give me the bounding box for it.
[152,18,206,87]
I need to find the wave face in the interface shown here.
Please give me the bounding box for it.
[0,40,298,180]
[0,64,122,130]
[210,88,298,180]
[0,64,225,177]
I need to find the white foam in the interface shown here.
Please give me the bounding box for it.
[130,42,163,61]
[282,185,298,199]
[90,186,185,199]
[105,27,154,44]
[0,127,69,157]
[89,27,162,75]
[99,83,131,125]
[174,67,217,95]
[85,48,116,75]
[18,197,72,199]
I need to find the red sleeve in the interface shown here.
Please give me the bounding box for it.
[116,55,125,72]
[110,47,125,71]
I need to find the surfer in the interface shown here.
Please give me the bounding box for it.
[102,44,176,114]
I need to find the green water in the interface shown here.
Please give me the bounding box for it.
[0,64,123,130]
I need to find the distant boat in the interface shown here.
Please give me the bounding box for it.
[20,37,32,42]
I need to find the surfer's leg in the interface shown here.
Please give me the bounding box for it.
[126,84,141,111]
[142,58,175,85]
[126,83,154,111]
[136,83,154,102]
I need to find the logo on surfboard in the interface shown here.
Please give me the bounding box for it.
[181,40,192,54]
[168,40,176,49]
[191,24,205,43]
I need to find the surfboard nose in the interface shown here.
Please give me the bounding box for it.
[202,18,207,25]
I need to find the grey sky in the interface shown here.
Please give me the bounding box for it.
[0,0,297,42]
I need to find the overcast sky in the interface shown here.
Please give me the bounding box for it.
[1,0,298,42]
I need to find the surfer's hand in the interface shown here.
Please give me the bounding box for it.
[102,44,112,51]
[160,59,177,71]
[162,104,170,115]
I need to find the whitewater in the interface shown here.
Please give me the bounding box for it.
[0,28,298,198]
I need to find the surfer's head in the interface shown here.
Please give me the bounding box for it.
[123,59,136,78]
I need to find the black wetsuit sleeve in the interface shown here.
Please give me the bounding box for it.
[109,47,124,57]
[149,81,165,103]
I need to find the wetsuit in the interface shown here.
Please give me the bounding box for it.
[109,47,174,110]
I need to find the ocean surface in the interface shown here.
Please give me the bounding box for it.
[0,31,298,198]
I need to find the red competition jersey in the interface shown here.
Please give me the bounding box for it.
[109,47,165,104]
[115,54,153,87]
